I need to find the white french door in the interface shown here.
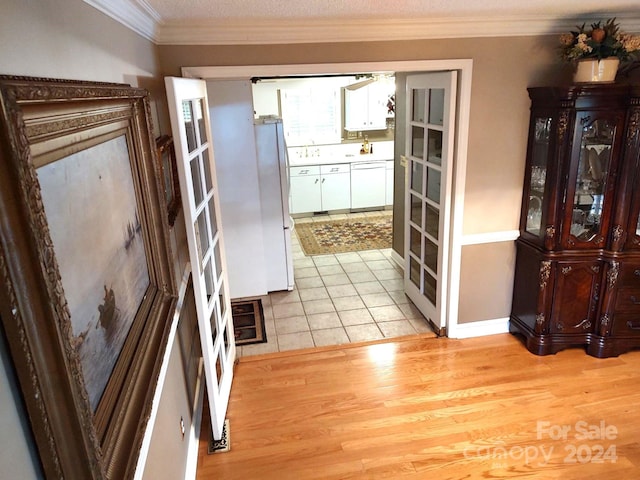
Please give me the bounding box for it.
[404,72,457,334]
[165,77,235,440]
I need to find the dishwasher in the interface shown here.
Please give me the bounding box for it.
[350,161,386,209]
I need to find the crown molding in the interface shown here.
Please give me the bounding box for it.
[156,13,640,45]
[84,0,160,42]
[84,1,640,46]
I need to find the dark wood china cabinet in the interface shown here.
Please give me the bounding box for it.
[510,84,640,358]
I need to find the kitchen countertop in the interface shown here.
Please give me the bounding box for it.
[288,141,394,167]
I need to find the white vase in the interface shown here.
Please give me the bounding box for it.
[574,58,620,83]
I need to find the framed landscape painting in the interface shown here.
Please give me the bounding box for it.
[0,76,176,479]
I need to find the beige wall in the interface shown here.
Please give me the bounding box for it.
[0,1,194,478]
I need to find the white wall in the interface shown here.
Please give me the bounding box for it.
[207,79,269,298]
[252,76,357,118]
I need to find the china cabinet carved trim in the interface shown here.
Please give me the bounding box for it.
[510,84,640,358]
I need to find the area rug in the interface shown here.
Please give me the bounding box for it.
[232,298,267,346]
[295,215,392,255]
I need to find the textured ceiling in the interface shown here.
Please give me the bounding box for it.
[144,0,640,21]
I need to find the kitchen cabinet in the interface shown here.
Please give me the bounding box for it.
[344,81,389,131]
[385,160,394,206]
[510,84,640,358]
[320,164,351,211]
[351,161,386,209]
[289,164,350,214]
[289,165,321,214]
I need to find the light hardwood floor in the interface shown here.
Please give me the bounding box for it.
[197,333,640,479]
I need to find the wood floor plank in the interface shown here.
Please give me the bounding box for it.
[197,333,640,479]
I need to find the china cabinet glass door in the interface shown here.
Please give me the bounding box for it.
[564,113,618,248]
[524,116,552,237]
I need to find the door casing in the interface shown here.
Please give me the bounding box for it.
[182,60,473,338]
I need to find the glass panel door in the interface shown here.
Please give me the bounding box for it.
[525,117,552,236]
[404,72,457,331]
[165,77,235,441]
[566,114,615,247]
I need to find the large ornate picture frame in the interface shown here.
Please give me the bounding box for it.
[0,76,177,479]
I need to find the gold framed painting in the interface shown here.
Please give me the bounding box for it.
[0,76,177,479]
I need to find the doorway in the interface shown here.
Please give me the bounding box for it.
[188,59,472,351]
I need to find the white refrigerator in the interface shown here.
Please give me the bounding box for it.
[255,117,295,291]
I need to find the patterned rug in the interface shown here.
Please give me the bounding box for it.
[295,215,392,255]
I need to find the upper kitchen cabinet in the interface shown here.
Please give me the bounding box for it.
[280,87,341,146]
[344,78,394,132]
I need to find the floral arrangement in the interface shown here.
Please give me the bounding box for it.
[560,18,640,62]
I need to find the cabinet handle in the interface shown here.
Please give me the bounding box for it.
[314,179,319,184]
[630,296,640,305]
[626,321,640,330]
[634,270,640,277]
[322,178,325,183]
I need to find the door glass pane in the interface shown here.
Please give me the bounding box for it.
[219,287,226,320]
[571,117,613,242]
[426,167,441,203]
[427,129,443,166]
[195,99,207,144]
[526,117,552,235]
[425,203,439,239]
[215,349,223,390]
[203,149,213,193]
[410,194,422,225]
[208,197,218,238]
[204,260,214,303]
[214,241,223,279]
[423,270,437,304]
[412,89,426,122]
[190,156,203,205]
[410,161,423,193]
[428,88,444,125]
[410,257,420,287]
[425,237,438,273]
[182,100,197,153]
[197,211,210,256]
[411,126,425,158]
[410,227,422,256]
[209,308,217,339]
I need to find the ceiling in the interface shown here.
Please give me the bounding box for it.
[85,0,640,45]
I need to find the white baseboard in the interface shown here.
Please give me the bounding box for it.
[184,360,205,480]
[390,249,404,271]
[449,317,510,339]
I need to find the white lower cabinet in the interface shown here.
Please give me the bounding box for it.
[385,160,394,206]
[290,163,351,214]
[289,165,321,214]
[320,164,351,211]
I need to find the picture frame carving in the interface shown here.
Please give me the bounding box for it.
[0,76,177,479]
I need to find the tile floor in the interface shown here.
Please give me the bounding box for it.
[237,210,436,357]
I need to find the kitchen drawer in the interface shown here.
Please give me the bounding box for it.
[611,313,640,337]
[614,287,640,312]
[290,165,320,176]
[320,163,350,174]
[617,262,640,287]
